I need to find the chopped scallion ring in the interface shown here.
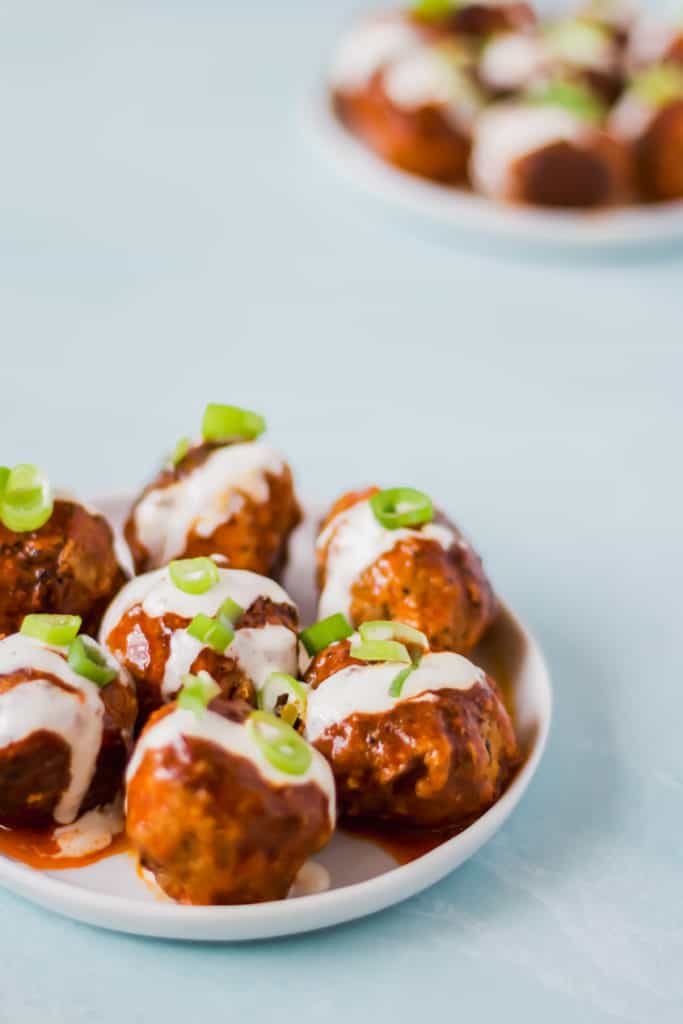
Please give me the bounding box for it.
[299,613,354,656]
[218,596,244,627]
[0,467,9,494]
[0,464,54,533]
[358,620,428,653]
[201,403,266,443]
[169,436,191,467]
[178,671,221,716]
[187,613,234,653]
[350,639,411,664]
[389,665,415,698]
[248,710,312,776]
[412,0,453,20]
[168,557,220,595]
[369,487,433,530]
[21,614,82,647]
[67,636,117,687]
[258,673,308,729]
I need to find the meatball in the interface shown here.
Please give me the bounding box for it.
[316,487,495,655]
[470,101,632,207]
[305,641,518,828]
[0,631,136,829]
[609,66,683,201]
[436,3,536,38]
[125,439,301,578]
[0,497,126,639]
[126,699,335,905]
[101,563,299,726]
[330,14,482,183]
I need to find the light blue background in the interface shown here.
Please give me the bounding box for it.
[0,1,681,1021]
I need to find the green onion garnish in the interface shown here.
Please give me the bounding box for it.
[0,464,54,533]
[0,467,9,494]
[169,436,191,467]
[21,614,82,647]
[389,665,416,698]
[187,613,234,653]
[177,671,221,717]
[529,78,606,123]
[168,557,220,595]
[258,672,308,729]
[412,0,454,20]
[350,639,411,664]
[299,613,354,656]
[67,635,117,687]
[201,403,266,443]
[369,487,434,530]
[217,596,244,627]
[546,18,610,67]
[632,63,683,109]
[358,620,429,653]
[247,710,312,776]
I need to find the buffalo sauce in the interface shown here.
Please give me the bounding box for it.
[0,824,130,871]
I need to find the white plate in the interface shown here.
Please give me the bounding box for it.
[308,89,683,248]
[0,496,552,941]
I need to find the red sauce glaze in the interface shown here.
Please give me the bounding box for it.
[0,824,130,871]
[341,819,473,865]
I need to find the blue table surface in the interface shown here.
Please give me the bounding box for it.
[1,1,681,1021]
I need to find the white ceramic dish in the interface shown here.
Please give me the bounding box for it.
[309,89,683,247]
[0,495,552,941]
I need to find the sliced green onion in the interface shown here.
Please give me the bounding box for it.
[358,620,429,652]
[632,63,683,109]
[168,557,220,595]
[369,487,433,530]
[247,710,312,776]
[177,671,221,716]
[169,436,191,467]
[218,596,244,627]
[389,665,416,698]
[258,672,308,729]
[201,403,266,443]
[67,635,117,687]
[350,639,411,664]
[529,78,606,123]
[0,467,9,494]
[187,613,234,653]
[20,614,82,646]
[412,0,453,20]
[0,464,53,533]
[299,613,354,656]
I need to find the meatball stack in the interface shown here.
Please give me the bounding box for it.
[0,405,521,908]
[330,0,683,207]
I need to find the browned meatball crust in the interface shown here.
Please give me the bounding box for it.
[510,134,633,207]
[338,69,471,183]
[0,665,136,829]
[0,500,126,639]
[104,596,297,727]
[306,643,518,829]
[635,100,683,201]
[318,487,496,654]
[125,441,301,578]
[126,701,334,905]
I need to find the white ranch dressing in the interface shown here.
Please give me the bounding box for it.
[132,442,285,568]
[626,16,679,69]
[608,89,656,140]
[317,498,455,621]
[306,650,487,743]
[383,48,484,131]
[53,798,124,858]
[330,14,421,93]
[100,567,298,700]
[0,634,116,824]
[470,102,589,199]
[126,707,336,826]
[480,32,549,91]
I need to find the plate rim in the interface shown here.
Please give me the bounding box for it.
[0,494,553,940]
[306,85,683,247]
